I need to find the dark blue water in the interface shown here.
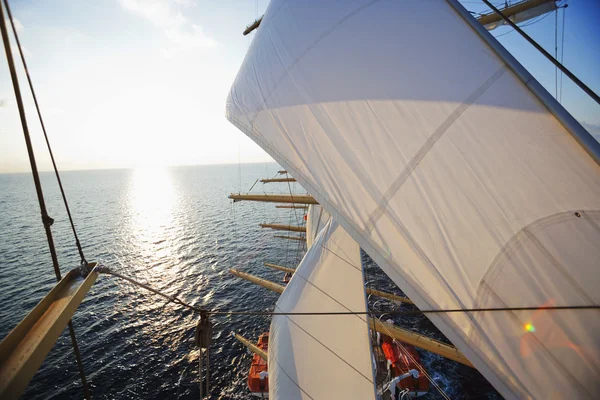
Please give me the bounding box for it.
[0,164,499,399]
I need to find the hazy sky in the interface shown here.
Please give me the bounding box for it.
[1,0,599,173]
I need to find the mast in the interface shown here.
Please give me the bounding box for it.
[263,262,295,274]
[476,0,557,27]
[232,333,268,361]
[259,223,306,233]
[366,288,413,305]
[243,18,262,35]
[273,235,306,242]
[230,269,285,294]
[260,177,296,183]
[275,205,308,209]
[229,193,317,204]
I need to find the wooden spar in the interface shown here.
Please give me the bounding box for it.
[233,332,268,361]
[229,269,472,367]
[230,328,472,368]
[276,205,308,209]
[476,0,555,26]
[260,223,306,233]
[278,170,287,175]
[0,264,99,398]
[366,288,414,305]
[261,263,412,304]
[274,235,306,242]
[243,17,263,36]
[264,262,295,274]
[230,268,285,294]
[260,178,296,183]
[229,193,317,204]
[369,318,473,368]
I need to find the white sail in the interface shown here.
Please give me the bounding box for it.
[305,205,330,248]
[227,1,600,398]
[268,218,376,399]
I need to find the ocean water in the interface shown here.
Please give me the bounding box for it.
[0,163,500,399]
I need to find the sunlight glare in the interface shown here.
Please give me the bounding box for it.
[128,167,177,247]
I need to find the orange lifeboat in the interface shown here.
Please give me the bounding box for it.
[381,334,430,397]
[247,332,269,398]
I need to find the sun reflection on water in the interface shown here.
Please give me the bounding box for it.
[128,167,178,263]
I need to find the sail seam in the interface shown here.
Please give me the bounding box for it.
[274,304,375,385]
[320,237,362,273]
[472,210,600,397]
[475,209,600,307]
[523,227,595,305]
[225,114,520,395]
[363,65,507,233]
[289,269,366,324]
[226,113,464,312]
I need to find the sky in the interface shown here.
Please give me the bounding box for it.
[0,0,599,173]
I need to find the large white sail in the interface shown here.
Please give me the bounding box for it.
[269,218,376,399]
[227,1,600,398]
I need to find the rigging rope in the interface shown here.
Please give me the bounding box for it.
[386,324,452,400]
[97,264,599,316]
[554,8,558,99]
[3,0,87,264]
[0,1,90,397]
[559,4,567,103]
[363,252,385,393]
[481,0,600,105]
[492,11,553,39]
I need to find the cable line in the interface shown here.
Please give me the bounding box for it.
[481,0,600,105]
[559,4,567,103]
[3,0,87,264]
[0,1,90,397]
[554,8,558,99]
[98,264,599,317]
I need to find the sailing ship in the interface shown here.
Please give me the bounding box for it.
[1,0,599,399]
[225,0,599,398]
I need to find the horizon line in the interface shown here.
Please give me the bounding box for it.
[0,160,277,175]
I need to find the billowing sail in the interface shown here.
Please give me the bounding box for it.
[227,1,600,398]
[305,205,330,248]
[269,218,376,399]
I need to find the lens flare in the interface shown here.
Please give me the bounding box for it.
[524,323,535,333]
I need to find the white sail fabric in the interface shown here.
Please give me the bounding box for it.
[268,218,376,399]
[227,1,600,398]
[305,205,330,248]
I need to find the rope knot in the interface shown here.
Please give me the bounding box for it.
[41,214,54,226]
[79,261,93,278]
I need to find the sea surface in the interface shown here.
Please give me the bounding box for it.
[0,163,500,399]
